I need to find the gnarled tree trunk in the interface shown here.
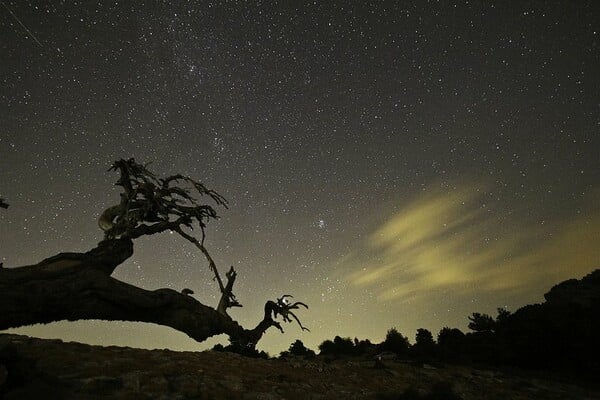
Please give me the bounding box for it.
[1,159,308,349]
[0,239,287,348]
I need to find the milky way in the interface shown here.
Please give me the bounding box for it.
[1,2,598,354]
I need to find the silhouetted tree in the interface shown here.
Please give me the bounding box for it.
[317,336,355,356]
[286,339,315,357]
[318,339,336,355]
[428,272,599,380]
[353,338,376,356]
[437,327,465,361]
[467,312,495,333]
[416,328,435,347]
[381,328,410,356]
[437,327,461,345]
[333,336,355,355]
[0,159,308,350]
[412,328,436,360]
[495,307,511,325]
[221,336,270,358]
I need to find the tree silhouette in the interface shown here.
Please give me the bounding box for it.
[437,327,464,347]
[333,335,355,355]
[415,328,435,347]
[318,339,336,355]
[286,339,315,357]
[353,338,375,355]
[0,159,308,350]
[467,312,496,333]
[412,328,436,360]
[381,328,410,356]
[317,336,355,356]
[495,308,511,325]
[437,327,465,361]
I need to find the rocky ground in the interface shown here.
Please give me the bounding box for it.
[1,333,598,400]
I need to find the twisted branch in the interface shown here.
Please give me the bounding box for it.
[1,160,310,349]
[98,158,240,313]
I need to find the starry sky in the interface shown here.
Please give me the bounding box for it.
[1,1,599,355]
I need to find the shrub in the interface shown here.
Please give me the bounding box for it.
[287,339,316,357]
[381,328,410,356]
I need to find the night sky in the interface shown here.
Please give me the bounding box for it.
[1,1,598,355]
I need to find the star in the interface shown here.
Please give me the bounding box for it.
[0,1,597,356]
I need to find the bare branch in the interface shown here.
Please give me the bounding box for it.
[99,158,226,241]
[0,159,310,351]
[98,158,237,310]
[288,310,311,332]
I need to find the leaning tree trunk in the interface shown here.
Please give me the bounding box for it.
[0,239,283,348]
[1,159,307,348]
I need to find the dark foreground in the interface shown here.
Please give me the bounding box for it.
[0,334,597,400]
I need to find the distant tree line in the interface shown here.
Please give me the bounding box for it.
[274,269,599,382]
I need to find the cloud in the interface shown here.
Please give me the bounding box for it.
[345,183,600,302]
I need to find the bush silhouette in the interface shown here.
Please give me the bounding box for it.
[286,339,316,357]
[381,328,410,356]
[318,336,354,356]
[495,307,511,325]
[333,336,354,354]
[412,328,436,360]
[353,338,376,356]
[318,339,335,355]
[317,270,600,380]
[437,327,465,361]
[467,312,495,333]
[211,340,269,359]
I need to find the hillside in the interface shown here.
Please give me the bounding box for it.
[1,271,598,399]
[1,333,598,400]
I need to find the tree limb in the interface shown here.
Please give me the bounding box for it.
[0,257,236,341]
[0,159,309,350]
[0,243,305,349]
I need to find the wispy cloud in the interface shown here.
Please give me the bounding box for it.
[345,183,600,302]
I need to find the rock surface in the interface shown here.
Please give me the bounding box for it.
[1,334,597,399]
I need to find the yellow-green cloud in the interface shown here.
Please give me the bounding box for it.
[346,183,600,302]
